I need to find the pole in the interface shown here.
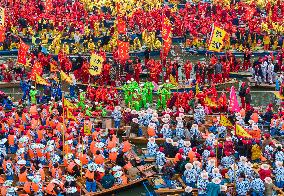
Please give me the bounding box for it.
[62,95,65,157]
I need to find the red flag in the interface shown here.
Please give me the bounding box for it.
[45,0,53,12]
[0,26,5,42]
[31,61,43,80]
[161,14,172,57]
[117,16,126,34]
[17,41,29,66]
[117,40,129,60]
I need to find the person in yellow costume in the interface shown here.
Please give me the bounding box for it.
[133,37,141,51]
[62,42,70,55]
[153,38,162,50]
[263,34,270,50]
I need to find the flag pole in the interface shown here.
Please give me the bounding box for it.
[62,94,65,157]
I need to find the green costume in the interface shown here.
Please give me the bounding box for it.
[157,88,171,110]
[29,89,38,104]
[77,91,86,109]
[144,82,154,104]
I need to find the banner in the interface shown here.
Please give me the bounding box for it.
[161,14,172,57]
[0,26,5,42]
[45,0,53,12]
[220,115,233,127]
[208,25,227,52]
[60,70,72,83]
[235,124,252,138]
[195,83,200,95]
[84,122,92,135]
[117,16,126,34]
[67,108,77,122]
[50,61,58,72]
[31,61,43,80]
[117,40,129,60]
[17,41,29,66]
[229,86,240,112]
[89,53,104,75]
[169,75,178,86]
[35,74,50,86]
[204,97,217,107]
[63,98,77,109]
[0,7,5,27]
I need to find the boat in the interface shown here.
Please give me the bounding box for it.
[229,71,252,78]
[157,35,185,44]
[125,136,166,144]
[148,176,186,195]
[0,81,20,88]
[248,77,275,90]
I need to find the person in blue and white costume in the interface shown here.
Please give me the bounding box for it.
[197,171,209,196]
[206,159,216,175]
[238,156,248,174]
[194,104,205,124]
[274,144,284,163]
[156,147,167,173]
[160,123,172,139]
[183,141,192,155]
[111,106,122,129]
[250,172,265,196]
[205,133,216,147]
[191,161,200,175]
[221,151,234,169]
[274,161,284,188]
[175,117,185,139]
[183,163,197,188]
[202,146,212,164]
[227,164,240,183]
[144,108,153,126]
[147,137,158,157]
[211,168,222,179]
[177,139,185,149]
[189,123,201,139]
[236,172,251,196]
[236,112,246,126]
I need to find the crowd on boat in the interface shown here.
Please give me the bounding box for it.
[2,0,284,54]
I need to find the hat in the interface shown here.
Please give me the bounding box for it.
[17,160,26,165]
[212,177,221,184]
[184,141,191,147]
[149,137,155,143]
[114,171,123,178]
[162,118,170,123]
[111,147,118,153]
[125,108,131,112]
[74,159,81,165]
[261,164,270,170]
[276,161,283,167]
[95,142,105,148]
[185,186,192,193]
[4,180,13,187]
[164,114,171,119]
[264,177,272,184]
[112,165,122,172]
[201,171,208,179]
[66,175,75,182]
[87,163,97,171]
[132,118,138,123]
[166,138,173,144]
[97,167,105,173]
[193,161,201,168]
[240,156,247,162]
[0,138,7,144]
[185,163,193,170]
[172,142,178,147]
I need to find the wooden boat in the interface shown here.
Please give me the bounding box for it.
[229,71,252,78]
[126,136,166,145]
[0,81,20,88]
[247,77,275,89]
[148,176,186,195]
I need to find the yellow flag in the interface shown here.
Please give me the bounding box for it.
[204,97,217,107]
[220,115,233,127]
[63,98,77,109]
[60,70,72,83]
[50,62,58,72]
[235,124,252,138]
[89,53,104,75]
[208,25,227,52]
[84,123,91,135]
[169,75,178,86]
[66,108,77,122]
[195,83,200,95]
[0,7,5,27]
[35,74,50,86]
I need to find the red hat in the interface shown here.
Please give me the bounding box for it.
[210,151,215,157]
[224,151,231,156]
[207,146,212,150]
[39,126,44,130]
[269,142,274,146]
[178,148,184,154]
[264,133,270,138]
[218,143,223,148]
[109,130,115,135]
[195,153,201,158]
[178,154,183,160]
[85,116,90,120]
[192,147,197,152]
[36,138,41,143]
[15,123,20,128]
[26,126,31,130]
[23,109,28,113]
[159,147,164,152]
[52,137,57,141]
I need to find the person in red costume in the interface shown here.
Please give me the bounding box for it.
[259,164,272,181]
[184,60,192,80]
[102,62,111,85]
[133,58,142,83]
[218,92,227,113]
